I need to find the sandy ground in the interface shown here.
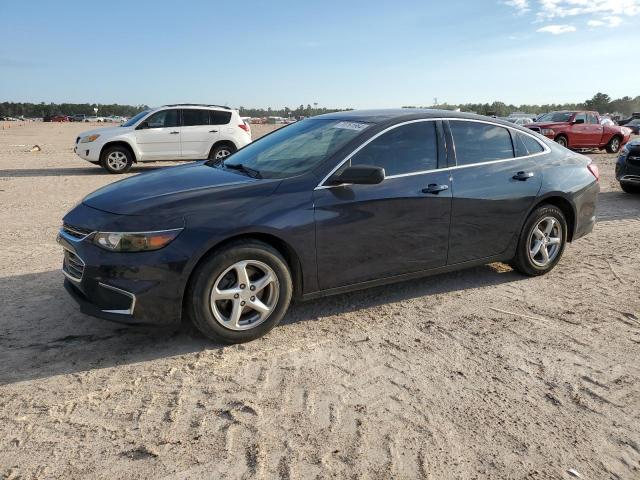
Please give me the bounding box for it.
[0,121,639,480]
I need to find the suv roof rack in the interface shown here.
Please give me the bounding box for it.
[162,103,232,110]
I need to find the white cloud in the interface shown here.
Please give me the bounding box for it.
[505,0,639,29]
[536,24,578,33]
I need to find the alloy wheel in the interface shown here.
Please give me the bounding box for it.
[610,138,620,152]
[210,260,279,331]
[214,148,232,160]
[106,151,128,171]
[528,216,562,267]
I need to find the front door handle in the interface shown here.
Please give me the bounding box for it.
[169,131,180,135]
[209,129,218,133]
[422,184,449,194]
[513,171,534,181]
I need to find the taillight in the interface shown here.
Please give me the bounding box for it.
[587,163,599,181]
[238,123,249,132]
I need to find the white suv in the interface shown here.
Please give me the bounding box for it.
[74,104,252,173]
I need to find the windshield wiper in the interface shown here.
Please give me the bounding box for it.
[223,162,262,179]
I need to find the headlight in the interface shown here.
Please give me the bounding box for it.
[80,134,100,143]
[93,229,182,252]
[541,128,555,136]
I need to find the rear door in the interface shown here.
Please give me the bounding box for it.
[180,108,217,159]
[586,113,604,146]
[446,120,544,264]
[134,109,180,160]
[314,120,452,289]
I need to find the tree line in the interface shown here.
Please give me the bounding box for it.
[1,93,638,119]
[404,93,640,118]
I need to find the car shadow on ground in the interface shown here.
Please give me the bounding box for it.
[0,263,523,385]
[0,166,168,177]
[596,191,640,221]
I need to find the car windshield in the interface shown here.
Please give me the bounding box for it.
[216,119,371,179]
[121,110,150,127]
[537,112,574,123]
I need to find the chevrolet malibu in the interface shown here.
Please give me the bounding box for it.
[59,110,599,343]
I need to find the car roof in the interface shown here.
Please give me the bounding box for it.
[313,108,519,125]
[160,104,232,110]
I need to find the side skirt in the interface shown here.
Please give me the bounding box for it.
[301,253,512,302]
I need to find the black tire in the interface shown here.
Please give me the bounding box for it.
[187,240,293,343]
[620,182,640,194]
[510,205,568,276]
[208,143,236,162]
[100,146,133,174]
[606,136,622,154]
[555,135,569,148]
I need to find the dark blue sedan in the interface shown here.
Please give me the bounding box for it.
[59,110,599,343]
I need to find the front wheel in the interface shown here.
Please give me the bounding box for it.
[187,240,293,343]
[555,135,568,148]
[606,136,621,154]
[100,146,133,174]
[510,205,567,276]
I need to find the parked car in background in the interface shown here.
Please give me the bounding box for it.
[44,114,70,122]
[616,139,640,194]
[526,111,630,153]
[83,116,106,122]
[622,119,640,135]
[70,114,87,122]
[74,104,252,173]
[508,117,535,126]
[59,109,599,343]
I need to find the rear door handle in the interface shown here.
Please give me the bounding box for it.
[513,171,534,181]
[422,184,449,194]
[169,131,180,135]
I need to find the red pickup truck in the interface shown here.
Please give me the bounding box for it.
[525,110,630,153]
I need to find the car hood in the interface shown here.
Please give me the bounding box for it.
[525,121,569,129]
[83,162,263,215]
[78,125,135,138]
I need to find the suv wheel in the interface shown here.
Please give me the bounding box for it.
[606,136,621,154]
[187,240,293,343]
[209,144,236,161]
[510,205,567,276]
[100,146,133,174]
[620,182,640,194]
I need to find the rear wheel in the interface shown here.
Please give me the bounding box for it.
[606,136,621,154]
[620,182,640,194]
[555,135,568,148]
[208,144,236,162]
[100,146,133,174]
[510,205,567,276]
[187,240,293,343]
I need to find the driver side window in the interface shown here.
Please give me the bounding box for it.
[145,109,179,129]
[574,113,587,124]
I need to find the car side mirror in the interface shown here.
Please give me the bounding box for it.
[573,118,585,125]
[137,121,149,130]
[329,165,385,185]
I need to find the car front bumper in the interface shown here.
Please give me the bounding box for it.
[57,223,189,327]
[616,150,640,185]
[74,142,102,162]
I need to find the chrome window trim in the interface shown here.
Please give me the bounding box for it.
[314,117,550,190]
[99,282,137,315]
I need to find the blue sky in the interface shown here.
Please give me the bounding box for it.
[1,0,638,108]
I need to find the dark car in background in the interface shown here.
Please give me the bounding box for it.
[44,114,70,122]
[616,139,640,194]
[621,119,640,135]
[58,110,599,343]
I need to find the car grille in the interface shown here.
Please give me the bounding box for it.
[63,249,85,281]
[62,223,93,240]
[527,127,541,133]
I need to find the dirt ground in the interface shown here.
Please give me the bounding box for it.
[0,121,639,480]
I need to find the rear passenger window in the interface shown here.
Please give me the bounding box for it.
[349,121,438,176]
[450,121,514,165]
[182,109,209,126]
[210,110,232,125]
[513,131,544,156]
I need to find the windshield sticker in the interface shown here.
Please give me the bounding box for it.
[333,121,369,131]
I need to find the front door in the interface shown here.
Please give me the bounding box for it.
[586,113,604,147]
[570,112,589,147]
[447,120,543,264]
[135,109,181,160]
[314,120,452,290]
